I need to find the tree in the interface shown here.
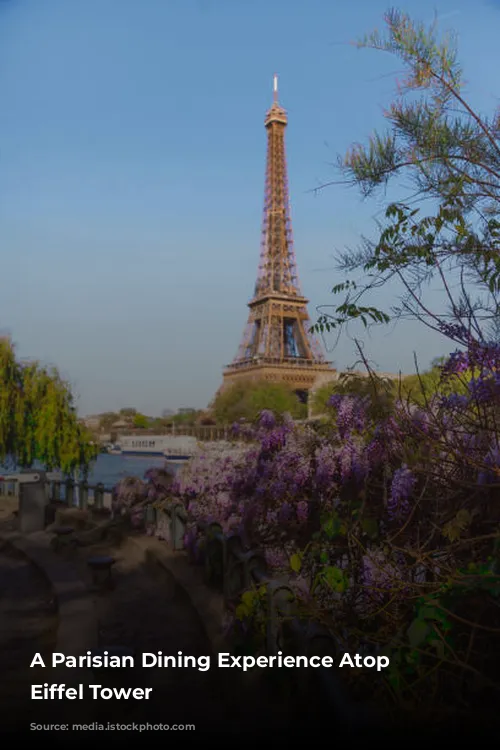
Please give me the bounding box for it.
[398,363,470,405]
[132,413,149,429]
[171,410,203,426]
[119,407,137,417]
[212,379,307,423]
[311,372,396,419]
[0,338,98,474]
[98,412,119,432]
[314,9,500,351]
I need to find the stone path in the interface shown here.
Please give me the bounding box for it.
[60,533,287,733]
[0,495,292,735]
[0,538,58,728]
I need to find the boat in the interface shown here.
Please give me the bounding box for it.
[163,451,192,462]
[116,434,198,460]
[107,444,122,455]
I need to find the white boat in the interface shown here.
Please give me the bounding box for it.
[116,434,198,460]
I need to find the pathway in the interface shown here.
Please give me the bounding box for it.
[0,500,291,735]
[0,538,58,730]
[59,532,292,733]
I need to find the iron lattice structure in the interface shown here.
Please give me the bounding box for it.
[223,76,334,395]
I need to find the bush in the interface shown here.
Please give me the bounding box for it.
[164,341,500,726]
[212,379,307,423]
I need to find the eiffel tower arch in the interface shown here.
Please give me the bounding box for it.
[221,76,335,402]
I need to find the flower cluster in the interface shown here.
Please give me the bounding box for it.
[360,548,407,609]
[389,465,416,521]
[328,394,368,437]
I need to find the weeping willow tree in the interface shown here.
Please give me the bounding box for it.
[0,338,98,475]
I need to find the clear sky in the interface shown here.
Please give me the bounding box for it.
[1,0,499,416]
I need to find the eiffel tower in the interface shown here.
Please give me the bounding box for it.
[222,75,334,401]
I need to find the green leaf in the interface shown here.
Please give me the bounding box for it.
[407,619,430,648]
[235,603,250,621]
[290,553,302,573]
[361,517,379,539]
[322,566,347,592]
[241,590,256,608]
[322,515,344,538]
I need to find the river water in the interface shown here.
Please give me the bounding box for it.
[86,453,182,488]
[0,454,183,491]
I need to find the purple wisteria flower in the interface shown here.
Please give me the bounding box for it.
[388,465,416,520]
[361,549,399,605]
[439,393,470,410]
[296,500,309,523]
[467,372,500,404]
[361,549,409,610]
[443,342,500,377]
[266,510,278,524]
[315,443,337,489]
[259,409,276,429]
[338,439,368,483]
[278,501,293,521]
[265,547,288,570]
[477,446,500,485]
[365,438,385,467]
[437,321,471,343]
[260,427,288,452]
[328,395,368,438]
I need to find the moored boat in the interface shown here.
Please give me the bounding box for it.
[116,434,198,459]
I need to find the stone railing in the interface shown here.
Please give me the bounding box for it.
[1,473,365,728]
[0,475,113,506]
[148,505,366,727]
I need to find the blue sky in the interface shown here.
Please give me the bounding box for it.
[1,0,499,416]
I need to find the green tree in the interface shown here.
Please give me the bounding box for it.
[98,412,119,431]
[311,372,397,419]
[310,365,470,413]
[119,407,137,417]
[399,364,470,405]
[171,410,203,426]
[0,338,98,474]
[132,413,149,429]
[314,9,500,348]
[212,379,307,423]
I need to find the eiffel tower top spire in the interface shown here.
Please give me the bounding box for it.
[221,76,334,396]
[254,73,300,300]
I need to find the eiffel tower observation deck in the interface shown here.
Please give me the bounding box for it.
[222,75,334,399]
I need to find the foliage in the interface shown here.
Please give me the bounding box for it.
[312,8,500,351]
[119,408,137,417]
[212,379,307,423]
[157,334,500,724]
[0,338,98,474]
[311,367,471,414]
[128,11,500,727]
[112,467,175,531]
[311,371,397,419]
[98,412,119,431]
[132,413,149,429]
[398,363,470,405]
